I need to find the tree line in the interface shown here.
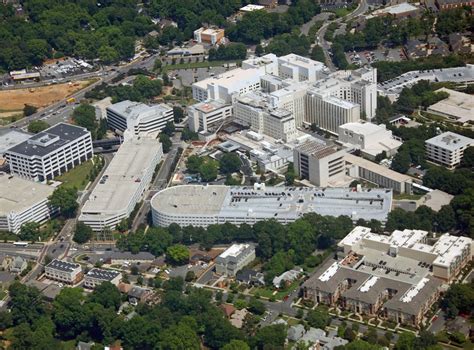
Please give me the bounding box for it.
[0,0,151,70]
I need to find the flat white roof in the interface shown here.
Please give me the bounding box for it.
[425,131,473,151]
[80,138,161,216]
[219,244,252,259]
[107,100,172,123]
[240,4,265,11]
[193,68,262,90]
[0,174,54,215]
[278,53,325,70]
[339,122,385,136]
[376,2,418,15]
[428,88,474,123]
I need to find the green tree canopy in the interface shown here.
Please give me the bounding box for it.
[27,120,49,133]
[166,244,189,265]
[73,222,93,244]
[49,187,78,218]
[219,153,242,175]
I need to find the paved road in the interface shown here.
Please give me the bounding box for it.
[316,0,369,71]
[131,133,184,232]
[3,54,160,130]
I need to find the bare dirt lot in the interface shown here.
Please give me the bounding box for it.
[0,80,92,116]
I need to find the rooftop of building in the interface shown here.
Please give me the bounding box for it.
[0,173,55,215]
[240,4,265,11]
[193,68,262,90]
[80,137,162,218]
[339,122,387,135]
[46,259,80,272]
[218,244,254,259]
[427,88,474,124]
[86,268,121,281]
[425,131,473,151]
[0,129,32,155]
[6,123,90,158]
[190,100,230,113]
[278,53,325,71]
[107,100,172,122]
[344,154,414,183]
[194,27,224,35]
[296,140,340,159]
[151,185,393,223]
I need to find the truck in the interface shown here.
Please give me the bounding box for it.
[66,97,76,104]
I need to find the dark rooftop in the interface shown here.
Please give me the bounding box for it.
[6,123,90,158]
[46,259,81,272]
[86,268,121,281]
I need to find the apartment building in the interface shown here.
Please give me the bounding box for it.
[302,225,472,326]
[79,137,163,231]
[106,100,174,136]
[293,140,346,187]
[5,123,93,182]
[187,100,233,133]
[45,259,83,284]
[84,268,122,289]
[215,244,256,276]
[193,27,225,45]
[425,131,473,169]
[0,174,56,234]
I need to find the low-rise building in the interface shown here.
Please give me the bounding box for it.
[5,123,93,182]
[106,100,174,136]
[84,268,122,289]
[151,184,393,227]
[45,259,83,284]
[108,251,155,265]
[293,141,346,187]
[368,2,420,19]
[9,256,27,274]
[128,286,153,305]
[79,137,163,231]
[435,0,474,10]
[425,131,473,169]
[193,27,225,45]
[338,122,402,159]
[0,174,57,233]
[215,244,256,276]
[302,224,458,326]
[345,153,414,194]
[426,88,474,125]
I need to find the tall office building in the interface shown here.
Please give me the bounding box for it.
[5,123,93,182]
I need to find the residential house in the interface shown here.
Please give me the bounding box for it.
[9,256,27,274]
[272,268,302,288]
[219,303,236,318]
[235,269,265,286]
[128,286,153,305]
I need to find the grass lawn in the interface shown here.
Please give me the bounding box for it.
[251,280,301,300]
[162,60,242,73]
[61,340,77,350]
[56,159,95,190]
[394,193,424,200]
[0,290,7,300]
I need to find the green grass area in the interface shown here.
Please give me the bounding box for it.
[0,290,7,300]
[55,158,95,190]
[394,193,424,200]
[61,340,77,350]
[162,60,242,73]
[251,280,301,301]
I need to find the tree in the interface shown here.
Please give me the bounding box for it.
[222,340,250,350]
[73,222,93,244]
[435,205,456,232]
[166,244,189,265]
[173,106,184,123]
[306,309,329,329]
[159,321,200,350]
[461,146,474,169]
[163,121,175,136]
[255,45,264,57]
[185,270,196,282]
[248,298,266,315]
[72,104,98,139]
[199,160,218,182]
[186,155,204,173]
[391,150,410,173]
[49,187,78,218]
[23,104,38,117]
[254,324,286,349]
[27,120,49,133]
[19,222,41,241]
[90,282,121,310]
[220,153,242,174]
[159,133,172,153]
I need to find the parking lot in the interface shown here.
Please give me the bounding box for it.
[346,47,405,66]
